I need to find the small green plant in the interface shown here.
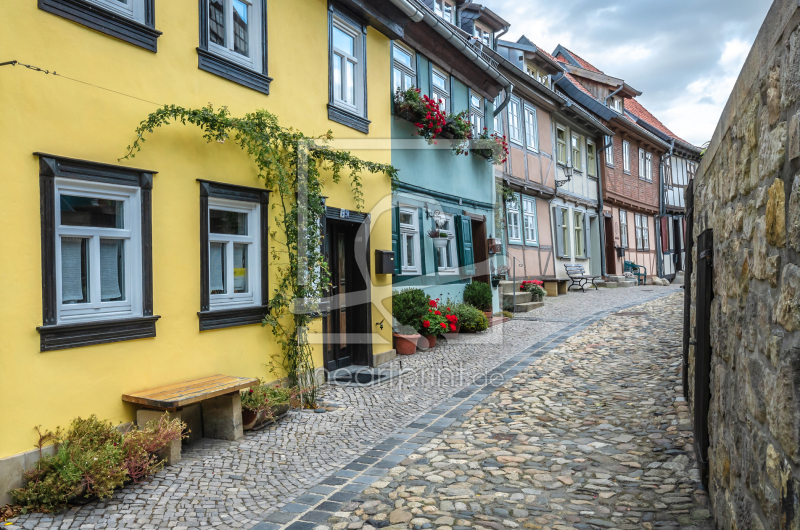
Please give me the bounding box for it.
[464,281,492,311]
[240,380,294,414]
[500,310,514,319]
[392,288,429,334]
[454,303,489,332]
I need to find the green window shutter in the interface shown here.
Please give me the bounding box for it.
[584,212,591,259]
[392,206,401,275]
[418,208,427,276]
[554,208,564,258]
[456,215,475,275]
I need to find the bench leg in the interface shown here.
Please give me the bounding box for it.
[137,409,182,465]
[202,392,244,441]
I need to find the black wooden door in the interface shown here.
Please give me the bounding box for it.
[325,224,352,371]
[694,228,714,487]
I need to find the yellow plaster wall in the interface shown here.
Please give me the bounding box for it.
[0,0,393,458]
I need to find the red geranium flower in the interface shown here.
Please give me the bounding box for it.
[450,324,456,331]
[435,310,441,315]
[423,320,430,328]
[440,322,447,328]
[429,300,437,307]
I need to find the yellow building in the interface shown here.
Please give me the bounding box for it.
[0,0,401,502]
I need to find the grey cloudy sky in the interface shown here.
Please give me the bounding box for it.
[478,0,773,146]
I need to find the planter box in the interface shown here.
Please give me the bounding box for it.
[243,403,291,431]
[393,333,420,355]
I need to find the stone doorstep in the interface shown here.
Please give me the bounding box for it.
[514,301,545,312]
[501,291,534,304]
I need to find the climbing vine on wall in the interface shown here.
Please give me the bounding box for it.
[123,104,398,406]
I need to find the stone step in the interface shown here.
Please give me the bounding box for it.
[501,292,532,304]
[607,275,627,283]
[498,280,525,294]
[603,282,618,288]
[593,280,607,288]
[514,301,544,312]
[617,280,637,288]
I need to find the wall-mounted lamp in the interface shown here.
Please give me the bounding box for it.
[555,163,574,188]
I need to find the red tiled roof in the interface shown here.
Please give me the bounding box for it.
[625,97,689,144]
[561,47,603,74]
[556,57,596,99]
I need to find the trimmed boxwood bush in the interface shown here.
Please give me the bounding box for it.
[454,303,489,332]
[392,288,429,334]
[464,281,492,311]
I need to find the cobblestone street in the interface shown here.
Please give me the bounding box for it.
[7,286,702,530]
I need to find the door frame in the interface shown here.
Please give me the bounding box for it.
[321,205,374,371]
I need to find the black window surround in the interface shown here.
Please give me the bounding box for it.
[35,153,159,352]
[328,2,371,134]
[198,180,270,331]
[197,0,272,95]
[38,0,161,52]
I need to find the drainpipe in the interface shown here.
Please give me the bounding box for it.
[656,138,675,279]
[597,137,614,278]
[493,25,509,51]
[604,85,624,108]
[494,83,514,116]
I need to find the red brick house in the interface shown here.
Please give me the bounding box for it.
[552,46,672,280]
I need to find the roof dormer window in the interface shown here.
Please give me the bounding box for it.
[526,65,550,88]
[474,22,492,47]
[434,0,455,24]
[609,96,623,113]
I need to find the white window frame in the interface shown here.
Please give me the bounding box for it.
[508,97,522,145]
[623,141,631,173]
[435,214,459,275]
[587,139,596,177]
[609,96,622,113]
[432,67,450,113]
[639,148,646,179]
[506,196,522,244]
[645,152,653,182]
[493,95,503,135]
[634,213,644,251]
[208,197,261,310]
[473,22,492,47]
[207,0,263,71]
[560,207,570,257]
[434,0,455,24]
[619,210,628,249]
[392,42,416,93]
[470,93,484,137]
[524,104,538,152]
[399,206,420,275]
[556,125,567,165]
[331,15,365,116]
[641,214,650,250]
[571,133,582,172]
[522,196,538,245]
[55,179,142,324]
[605,135,614,167]
[86,0,145,22]
[573,210,585,258]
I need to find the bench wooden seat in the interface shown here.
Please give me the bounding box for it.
[564,264,601,293]
[535,276,568,297]
[123,374,258,464]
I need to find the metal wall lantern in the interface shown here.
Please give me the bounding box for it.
[555,163,574,188]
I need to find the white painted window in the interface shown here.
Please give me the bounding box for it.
[619,210,628,248]
[392,42,416,93]
[645,152,653,182]
[506,196,522,244]
[556,126,567,165]
[587,140,596,177]
[434,0,455,24]
[571,133,582,172]
[526,65,550,88]
[522,196,538,245]
[508,98,522,145]
[208,198,261,309]
[435,214,459,274]
[635,213,644,250]
[493,95,503,135]
[609,96,622,113]
[87,0,145,22]
[605,135,614,166]
[560,207,570,257]
[470,93,484,137]
[208,0,263,71]
[573,211,585,258]
[473,22,492,47]
[639,148,646,179]
[331,15,364,116]
[399,207,420,274]
[524,105,538,152]
[623,141,630,173]
[432,67,450,113]
[55,179,142,324]
[640,214,650,249]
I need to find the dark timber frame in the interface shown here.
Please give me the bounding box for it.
[693,228,714,487]
[35,153,159,352]
[39,0,161,52]
[327,2,371,134]
[682,182,694,400]
[198,180,270,331]
[197,0,272,94]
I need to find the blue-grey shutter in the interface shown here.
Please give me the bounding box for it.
[584,212,591,259]
[456,215,475,275]
[554,208,564,258]
[418,208,427,276]
[391,206,401,275]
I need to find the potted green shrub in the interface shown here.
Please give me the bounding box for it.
[454,303,489,333]
[392,288,428,355]
[464,280,493,318]
[240,382,293,430]
[520,280,546,302]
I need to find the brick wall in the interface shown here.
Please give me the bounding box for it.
[601,134,660,210]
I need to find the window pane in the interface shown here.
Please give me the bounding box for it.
[233,243,248,293]
[443,2,453,22]
[404,235,414,267]
[471,95,481,109]
[399,211,414,225]
[232,0,249,57]
[333,27,354,55]
[210,209,248,235]
[61,237,90,304]
[100,239,125,302]
[61,195,124,229]
[432,72,446,91]
[405,74,412,90]
[210,242,226,294]
[393,47,412,68]
[334,54,343,100]
[346,60,355,104]
[209,0,225,46]
[445,240,453,267]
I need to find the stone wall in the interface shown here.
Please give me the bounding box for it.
[688,0,800,528]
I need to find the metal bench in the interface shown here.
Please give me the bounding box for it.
[123,374,257,464]
[564,264,601,293]
[624,260,648,285]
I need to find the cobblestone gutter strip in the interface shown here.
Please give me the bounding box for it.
[252,292,697,530]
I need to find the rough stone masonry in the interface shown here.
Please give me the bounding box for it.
[687,0,800,528]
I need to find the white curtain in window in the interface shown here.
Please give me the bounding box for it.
[210,242,225,292]
[100,239,122,300]
[233,244,246,291]
[61,237,84,302]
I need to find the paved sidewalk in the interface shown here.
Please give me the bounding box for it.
[8,285,680,530]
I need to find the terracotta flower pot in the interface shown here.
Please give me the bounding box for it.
[443,322,461,341]
[242,409,259,430]
[393,332,420,355]
[421,333,437,349]
[483,311,493,319]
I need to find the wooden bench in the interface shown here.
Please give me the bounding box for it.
[123,374,257,464]
[564,264,601,293]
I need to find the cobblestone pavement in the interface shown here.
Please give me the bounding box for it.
[317,293,713,530]
[8,285,681,530]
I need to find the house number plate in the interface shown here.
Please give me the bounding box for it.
[339,209,350,218]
